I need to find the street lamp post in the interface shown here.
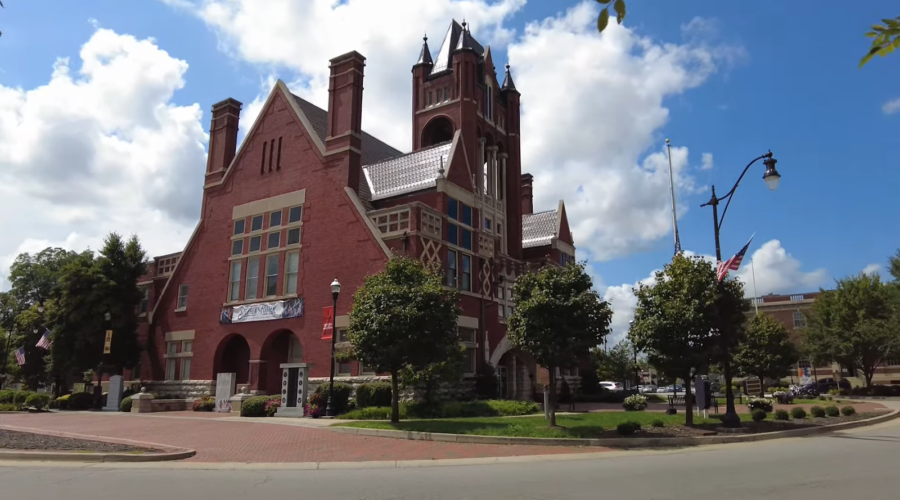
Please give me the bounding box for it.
[701,151,781,427]
[325,278,341,417]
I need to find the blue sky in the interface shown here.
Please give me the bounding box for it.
[0,0,897,336]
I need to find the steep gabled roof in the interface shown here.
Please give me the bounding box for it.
[522,210,558,248]
[432,19,485,73]
[290,94,403,166]
[363,142,452,201]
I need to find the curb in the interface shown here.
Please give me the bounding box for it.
[327,409,900,449]
[0,424,195,462]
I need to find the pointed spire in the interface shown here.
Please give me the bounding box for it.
[455,21,477,52]
[415,33,433,67]
[501,62,517,91]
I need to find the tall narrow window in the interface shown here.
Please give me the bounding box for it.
[287,227,301,245]
[231,239,243,256]
[461,255,471,291]
[139,287,149,314]
[270,210,282,227]
[268,140,275,172]
[447,198,459,220]
[165,342,177,380]
[245,257,260,300]
[249,235,261,252]
[284,251,299,295]
[447,250,458,287]
[276,136,283,170]
[180,358,191,381]
[289,206,302,223]
[176,285,189,310]
[233,219,245,235]
[267,232,281,249]
[251,215,263,232]
[265,254,279,297]
[229,260,242,302]
[260,141,267,174]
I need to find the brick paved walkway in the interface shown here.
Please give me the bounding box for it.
[0,412,602,463]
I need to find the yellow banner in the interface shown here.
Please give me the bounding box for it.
[103,330,113,354]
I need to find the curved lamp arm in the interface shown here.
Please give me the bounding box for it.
[704,152,773,231]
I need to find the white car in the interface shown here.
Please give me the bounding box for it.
[600,381,623,392]
[640,384,658,393]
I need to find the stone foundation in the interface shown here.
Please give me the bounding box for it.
[142,380,215,398]
[150,399,193,412]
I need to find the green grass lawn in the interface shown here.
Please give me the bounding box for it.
[334,412,754,439]
[714,397,833,406]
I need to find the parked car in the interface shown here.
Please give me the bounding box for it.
[816,378,851,391]
[600,381,623,392]
[640,384,658,393]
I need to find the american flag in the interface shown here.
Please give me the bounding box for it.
[717,235,754,281]
[36,329,52,350]
[14,347,26,366]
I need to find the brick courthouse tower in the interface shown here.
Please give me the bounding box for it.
[132,20,578,401]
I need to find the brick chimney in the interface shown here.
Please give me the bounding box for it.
[205,98,242,183]
[521,173,534,215]
[326,51,366,192]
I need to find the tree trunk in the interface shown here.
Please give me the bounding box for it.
[684,374,694,426]
[390,371,400,424]
[758,376,766,397]
[865,368,874,389]
[548,366,557,427]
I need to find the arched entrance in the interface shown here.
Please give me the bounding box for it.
[421,116,454,147]
[214,334,251,385]
[498,349,537,401]
[260,329,302,395]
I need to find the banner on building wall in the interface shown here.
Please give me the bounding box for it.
[219,298,304,324]
[322,306,334,339]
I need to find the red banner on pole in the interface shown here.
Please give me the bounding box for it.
[322,306,334,339]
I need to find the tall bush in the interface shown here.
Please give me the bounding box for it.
[314,382,354,414]
[355,382,392,408]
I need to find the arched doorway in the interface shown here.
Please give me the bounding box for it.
[260,329,302,395]
[421,116,454,147]
[498,349,537,401]
[214,334,251,385]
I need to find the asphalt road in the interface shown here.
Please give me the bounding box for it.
[1,418,899,500]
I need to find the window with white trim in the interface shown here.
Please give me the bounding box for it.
[270,210,282,228]
[176,285,189,310]
[288,206,302,223]
[265,254,279,297]
[446,249,458,287]
[245,257,259,300]
[287,227,301,245]
[458,327,477,376]
[233,219,245,235]
[165,342,177,380]
[139,287,149,314]
[267,231,281,250]
[249,235,261,253]
[421,210,442,238]
[284,251,299,295]
[229,261,242,302]
[461,254,472,291]
[157,256,178,276]
[793,311,807,328]
[360,362,375,374]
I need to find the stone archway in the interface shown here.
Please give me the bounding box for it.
[260,329,302,395]
[214,334,251,385]
[497,348,537,401]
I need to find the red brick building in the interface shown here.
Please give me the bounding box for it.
[132,20,577,400]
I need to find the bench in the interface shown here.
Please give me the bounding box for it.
[668,394,718,413]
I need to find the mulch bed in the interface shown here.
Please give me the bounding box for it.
[612,412,883,439]
[0,429,151,453]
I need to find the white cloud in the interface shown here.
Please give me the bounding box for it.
[883,97,900,115]
[732,240,827,296]
[862,263,881,276]
[0,28,206,289]
[601,268,658,345]
[163,0,739,261]
[701,152,714,170]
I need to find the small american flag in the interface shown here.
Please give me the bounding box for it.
[14,347,26,366]
[36,329,52,350]
[717,235,754,282]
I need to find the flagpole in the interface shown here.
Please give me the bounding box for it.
[665,139,681,255]
[751,258,759,316]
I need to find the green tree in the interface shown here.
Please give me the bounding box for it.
[592,340,635,384]
[348,257,460,423]
[506,262,612,426]
[629,254,737,426]
[889,249,900,283]
[804,273,900,388]
[400,345,465,407]
[734,314,800,396]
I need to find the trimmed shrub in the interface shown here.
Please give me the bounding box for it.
[341,406,398,420]
[13,391,34,407]
[810,406,826,418]
[314,382,353,415]
[240,396,273,417]
[841,406,856,416]
[790,407,807,419]
[308,391,327,409]
[192,396,216,412]
[120,396,132,412]
[355,382,392,409]
[340,400,541,420]
[67,392,94,410]
[622,394,648,411]
[773,392,794,404]
[0,389,20,404]
[828,388,840,396]
[818,395,827,400]
[751,409,767,422]
[616,421,641,436]
[0,403,19,411]
[774,409,790,421]
[651,419,665,428]
[747,397,774,412]
[24,393,51,410]
[265,396,282,417]
[825,406,840,417]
